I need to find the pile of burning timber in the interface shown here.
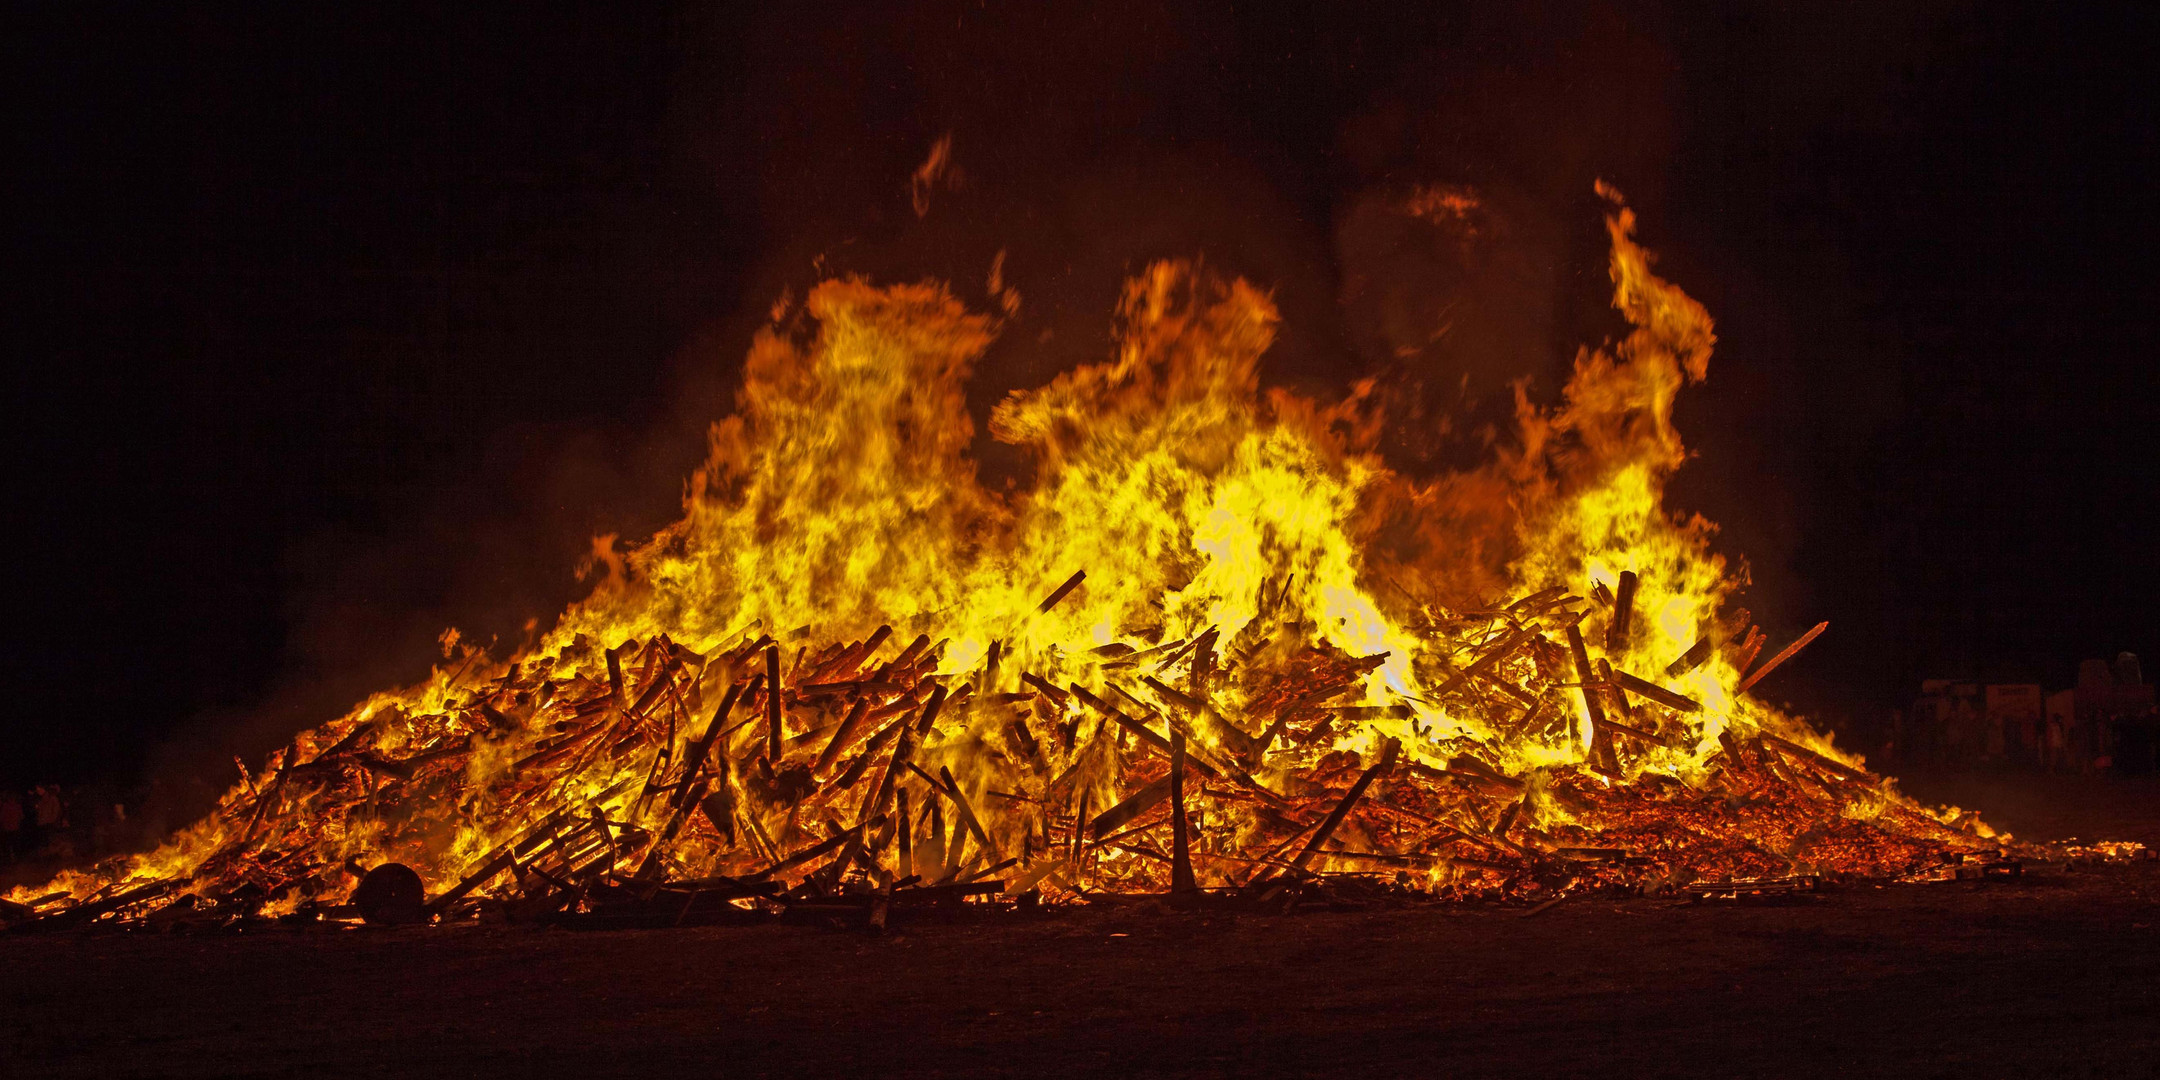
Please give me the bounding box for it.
[1,571,2087,934]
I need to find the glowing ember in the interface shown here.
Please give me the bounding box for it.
[6,187,2100,930]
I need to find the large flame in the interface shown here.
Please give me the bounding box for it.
[11,187,2017,922]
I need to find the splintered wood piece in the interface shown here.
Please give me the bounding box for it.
[1666,633,1714,677]
[24,877,187,930]
[1432,626,1539,700]
[997,855,1058,898]
[1736,622,1828,693]
[1169,730,1198,895]
[306,717,381,766]
[1037,570,1087,613]
[1610,668,1702,713]
[1251,708,1295,762]
[1283,738,1400,875]
[1606,570,1638,653]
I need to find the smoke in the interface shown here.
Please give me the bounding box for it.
[126,0,1768,823]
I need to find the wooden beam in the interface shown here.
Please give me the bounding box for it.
[1282,738,1400,875]
[813,695,874,773]
[1736,622,1828,693]
[1037,570,1086,613]
[1610,668,1702,713]
[1564,623,1616,776]
[1665,633,1714,677]
[1169,730,1198,896]
[765,645,783,762]
[1606,570,1638,653]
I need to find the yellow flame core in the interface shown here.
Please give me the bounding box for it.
[14,190,2000,914]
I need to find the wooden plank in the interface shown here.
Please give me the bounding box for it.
[1758,730,1872,782]
[914,683,951,734]
[1606,570,1638,653]
[606,645,627,712]
[1610,668,1702,713]
[1736,621,1828,693]
[1021,672,1071,709]
[1564,623,1615,775]
[765,645,783,762]
[1036,570,1086,613]
[1665,633,1714,677]
[1169,730,1197,896]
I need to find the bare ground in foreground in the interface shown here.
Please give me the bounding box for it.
[5,775,2158,1080]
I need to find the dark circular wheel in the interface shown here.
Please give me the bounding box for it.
[351,863,427,926]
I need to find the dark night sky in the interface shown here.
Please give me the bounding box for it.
[7,2,2159,794]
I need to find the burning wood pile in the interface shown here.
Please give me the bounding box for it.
[5,187,2129,935]
[0,574,2013,934]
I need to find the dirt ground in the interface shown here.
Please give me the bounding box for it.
[6,775,2159,1079]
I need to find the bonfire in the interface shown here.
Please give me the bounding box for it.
[6,187,2109,933]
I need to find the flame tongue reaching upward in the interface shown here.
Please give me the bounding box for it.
[10,188,2033,925]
